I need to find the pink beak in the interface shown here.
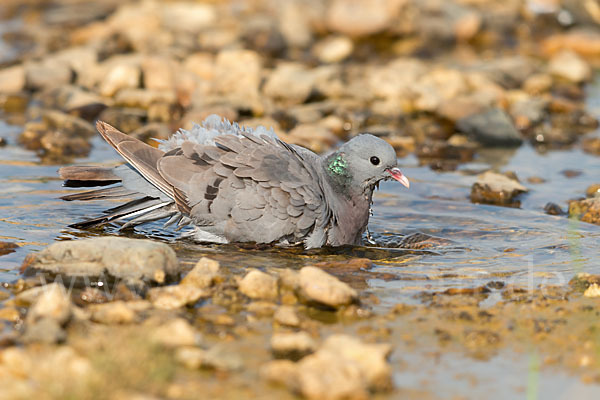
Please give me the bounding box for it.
[387,167,410,188]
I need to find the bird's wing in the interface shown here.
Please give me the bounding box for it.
[157,133,331,245]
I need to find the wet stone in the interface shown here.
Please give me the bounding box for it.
[21,237,180,286]
[568,197,600,225]
[586,184,600,198]
[238,270,278,301]
[0,241,18,256]
[584,283,600,298]
[544,202,566,216]
[99,63,141,97]
[583,137,600,155]
[271,332,317,361]
[298,266,357,308]
[457,108,523,147]
[326,0,396,37]
[471,171,528,207]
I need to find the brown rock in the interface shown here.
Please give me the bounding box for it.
[569,197,600,225]
[471,171,528,207]
[147,285,210,310]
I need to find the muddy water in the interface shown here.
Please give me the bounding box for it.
[1,92,600,398]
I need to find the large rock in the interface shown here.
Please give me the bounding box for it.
[457,108,523,147]
[298,266,357,308]
[21,237,179,285]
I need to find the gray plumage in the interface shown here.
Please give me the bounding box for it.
[60,115,409,249]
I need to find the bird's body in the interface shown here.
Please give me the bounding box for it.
[60,115,409,249]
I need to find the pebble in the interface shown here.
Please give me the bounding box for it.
[274,305,301,327]
[271,332,317,360]
[326,0,396,37]
[313,36,353,63]
[180,257,220,289]
[151,318,199,347]
[0,307,20,322]
[298,266,357,308]
[24,60,72,91]
[457,108,523,147]
[21,237,180,285]
[263,62,315,105]
[238,270,278,301]
[99,63,141,97]
[26,283,72,325]
[583,283,600,298]
[90,301,137,324]
[0,65,26,93]
[568,197,600,225]
[213,49,262,113]
[586,184,600,198]
[471,171,528,206]
[147,284,210,310]
[548,50,592,83]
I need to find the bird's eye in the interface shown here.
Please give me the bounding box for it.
[370,156,380,166]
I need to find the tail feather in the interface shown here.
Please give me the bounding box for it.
[61,121,181,231]
[61,186,134,201]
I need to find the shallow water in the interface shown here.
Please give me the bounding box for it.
[1,120,599,299]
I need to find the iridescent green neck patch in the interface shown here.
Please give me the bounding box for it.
[328,153,349,176]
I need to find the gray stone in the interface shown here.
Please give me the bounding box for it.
[457,108,523,147]
[21,237,179,285]
[25,60,72,91]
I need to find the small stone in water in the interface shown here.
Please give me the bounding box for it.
[180,257,220,289]
[470,171,528,207]
[544,202,566,216]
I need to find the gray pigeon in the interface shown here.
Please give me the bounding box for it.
[60,115,409,248]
